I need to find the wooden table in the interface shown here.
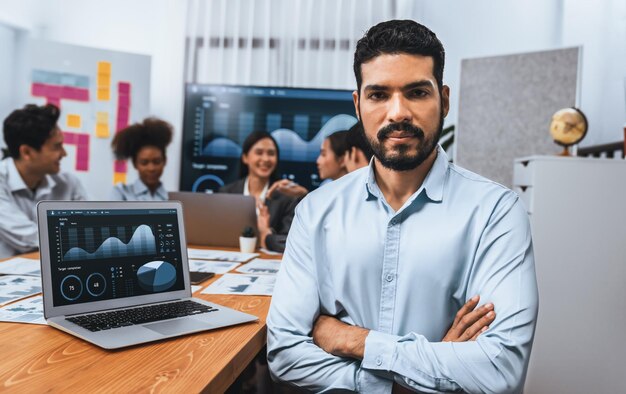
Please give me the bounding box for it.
[0,248,274,393]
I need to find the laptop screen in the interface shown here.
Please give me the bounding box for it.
[46,208,185,307]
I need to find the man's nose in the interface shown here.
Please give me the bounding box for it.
[387,94,412,123]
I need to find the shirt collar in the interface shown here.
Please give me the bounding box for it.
[7,158,28,192]
[364,145,449,203]
[243,176,269,202]
[132,178,167,199]
[7,157,56,195]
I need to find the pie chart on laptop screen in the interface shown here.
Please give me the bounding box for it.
[137,261,177,292]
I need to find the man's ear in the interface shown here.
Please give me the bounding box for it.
[18,144,34,161]
[352,91,360,121]
[441,85,450,118]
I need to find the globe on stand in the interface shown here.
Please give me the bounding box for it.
[549,107,588,156]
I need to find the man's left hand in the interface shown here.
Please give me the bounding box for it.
[312,315,369,359]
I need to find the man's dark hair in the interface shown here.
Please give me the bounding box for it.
[112,117,173,164]
[3,104,61,159]
[353,19,445,94]
[326,130,349,158]
[347,123,373,161]
[239,130,280,182]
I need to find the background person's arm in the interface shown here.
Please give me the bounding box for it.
[262,195,298,253]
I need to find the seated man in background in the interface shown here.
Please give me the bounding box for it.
[344,122,374,172]
[0,104,87,258]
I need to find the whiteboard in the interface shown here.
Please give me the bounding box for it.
[15,38,151,200]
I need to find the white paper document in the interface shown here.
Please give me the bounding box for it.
[0,275,42,305]
[0,257,41,276]
[188,259,240,274]
[201,273,275,296]
[0,296,46,325]
[191,285,202,294]
[259,248,282,256]
[187,248,259,262]
[236,259,281,275]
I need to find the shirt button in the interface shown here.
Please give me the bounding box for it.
[375,356,383,366]
[386,274,394,282]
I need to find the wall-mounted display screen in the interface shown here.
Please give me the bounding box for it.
[179,84,357,192]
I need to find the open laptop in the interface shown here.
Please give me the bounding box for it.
[37,200,257,349]
[168,191,257,248]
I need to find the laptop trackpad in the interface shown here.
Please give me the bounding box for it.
[143,318,212,336]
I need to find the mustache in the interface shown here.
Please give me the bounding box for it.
[377,122,424,140]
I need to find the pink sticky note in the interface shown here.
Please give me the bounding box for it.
[117,106,129,120]
[62,86,89,102]
[118,94,130,108]
[114,160,127,173]
[62,131,77,144]
[47,85,62,98]
[118,82,131,94]
[62,131,90,171]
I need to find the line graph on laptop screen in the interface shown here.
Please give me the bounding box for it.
[46,208,185,307]
[61,224,157,261]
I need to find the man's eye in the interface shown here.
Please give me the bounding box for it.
[368,92,387,100]
[409,90,428,98]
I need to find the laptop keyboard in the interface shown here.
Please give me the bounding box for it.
[66,300,219,332]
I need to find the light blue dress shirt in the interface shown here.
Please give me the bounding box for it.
[267,146,539,393]
[109,179,168,201]
[0,158,88,258]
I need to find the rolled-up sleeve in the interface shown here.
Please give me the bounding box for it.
[361,195,539,393]
[267,201,363,392]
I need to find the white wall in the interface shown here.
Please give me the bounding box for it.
[0,23,16,123]
[561,0,626,145]
[0,0,41,31]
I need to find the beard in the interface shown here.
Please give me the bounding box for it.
[359,108,444,172]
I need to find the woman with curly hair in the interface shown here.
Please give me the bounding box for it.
[110,118,173,201]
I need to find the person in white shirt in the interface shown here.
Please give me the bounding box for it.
[109,118,173,201]
[0,104,87,258]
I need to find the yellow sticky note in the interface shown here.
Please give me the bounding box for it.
[113,172,126,185]
[98,61,111,75]
[95,123,110,138]
[97,74,111,86]
[95,112,110,138]
[66,114,81,128]
[97,88,110,101]
[96,111,108,123]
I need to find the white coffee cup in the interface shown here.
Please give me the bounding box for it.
[239,236,257,253]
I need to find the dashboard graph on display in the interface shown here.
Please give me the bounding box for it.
[180,84,358,192]
[46,208,185,307]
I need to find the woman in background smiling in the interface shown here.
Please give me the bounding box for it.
[219,131,298,253]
